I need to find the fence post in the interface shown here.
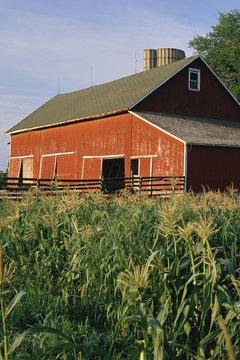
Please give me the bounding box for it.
[150,177,153,197]
[100,177,103,192]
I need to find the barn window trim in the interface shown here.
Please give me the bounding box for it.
[130,155,158,159]
[188,68,200,91]
[10,155,34,159]
[83,154,124,159]
[42,151,74,157]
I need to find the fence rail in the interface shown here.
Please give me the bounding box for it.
[0,175,185,198]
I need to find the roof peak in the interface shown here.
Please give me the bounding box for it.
[6,55,199,134]
[59,55,198,97]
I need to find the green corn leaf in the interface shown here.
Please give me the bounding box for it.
[8,329,32,354]
[25,326,72,341]
[122,314,141,322]
[184,321,191,336]
[174,286,197,337]
[149,318,164,360]
[139,303,148,346]
[129,286,138,301]
[200,282,212,336]
[157,297,170,326]
[35,342,81,360]
[210,293,219,331]
[4,291,26,318]
[200,329,220,347]
[219,259,236,278]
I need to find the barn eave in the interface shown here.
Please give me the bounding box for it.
[134,111,240,148]
[187,142,240,148]
[5,108,128,135]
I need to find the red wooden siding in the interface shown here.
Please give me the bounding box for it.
[134,58,240,122]
[187,145,240,191]
[56,154,76,180]
[82,158,102,179]
[131,114,185,177]
[40,156,56,179]
[9,113,185,180]
[9,158,21,179]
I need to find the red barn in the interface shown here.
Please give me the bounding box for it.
[6,55,240,192]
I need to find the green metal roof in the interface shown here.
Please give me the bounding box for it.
[6,56,197,134]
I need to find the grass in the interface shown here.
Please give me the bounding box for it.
[0,188,239,359]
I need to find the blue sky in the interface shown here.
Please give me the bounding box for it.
[0,0,239,171]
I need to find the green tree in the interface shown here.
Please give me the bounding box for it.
[189,9,240,101]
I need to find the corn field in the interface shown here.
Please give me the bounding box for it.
[0,189,239,359]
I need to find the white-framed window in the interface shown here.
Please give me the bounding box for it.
[188,68,200,91]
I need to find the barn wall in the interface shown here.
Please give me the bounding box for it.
[131,114,185,177]
[9,113,185,180]
[9,114,132,179]
[187,145,240,191]
[134,57,240,122]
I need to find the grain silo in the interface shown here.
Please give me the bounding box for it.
[143,48,185,71]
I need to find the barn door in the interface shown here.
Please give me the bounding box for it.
[139,158,152,194]
[101,158,125,191]
[22,158,33,183]
[39,156,56,180]
[82,158,102,179]
[56,154,75,181]
[102,158,125,178]
[8,158,22,184]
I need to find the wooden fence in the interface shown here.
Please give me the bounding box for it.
[0,172,7,186]
[0,176,185,199]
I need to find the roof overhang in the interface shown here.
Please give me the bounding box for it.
[131,111,240,148]
[130,111,186,144]
[130,55,240,111]
[5,108,128,135]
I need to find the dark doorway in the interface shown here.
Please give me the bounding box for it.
[102,158,125,192]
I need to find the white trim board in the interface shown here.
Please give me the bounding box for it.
[130,155,158,159]
[83,154,125,159]
[41,151,75,157]
[10,155,34,159]
[81,158,85,180]
[39,158,42,179]
[184,144,188,190]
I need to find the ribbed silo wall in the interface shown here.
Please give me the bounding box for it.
[143,48,185,70]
